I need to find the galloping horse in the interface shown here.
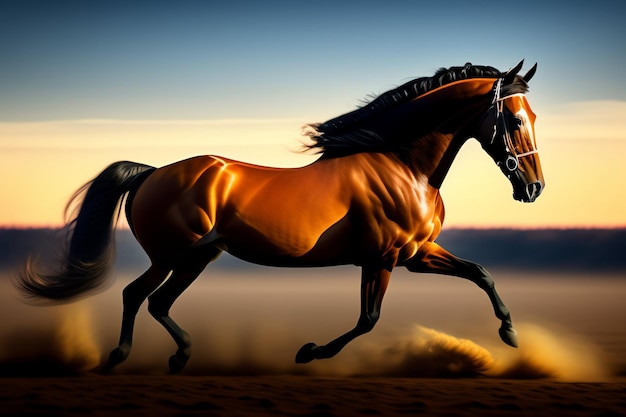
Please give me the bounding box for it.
[19,61,544,373]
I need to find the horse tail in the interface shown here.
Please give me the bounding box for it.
[17,161,156,302]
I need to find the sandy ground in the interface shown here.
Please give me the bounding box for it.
[2,269,625,416]
[1,375,625,417]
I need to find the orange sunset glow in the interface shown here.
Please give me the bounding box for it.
[1,100,625,228]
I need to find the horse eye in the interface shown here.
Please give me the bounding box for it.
[513,117,522,129]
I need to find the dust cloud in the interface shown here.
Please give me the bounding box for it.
[0,272,621,380]
[353,324,611,381]
[0,302,613,381]
[485,323,611,381]
[0,301,100,375]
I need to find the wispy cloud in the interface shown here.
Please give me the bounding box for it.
[3,100,624,152]
[538,100,626,141]
[0,118,309,150]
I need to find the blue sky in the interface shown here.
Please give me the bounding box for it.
[1,0,625,227]
[1,0,625,122]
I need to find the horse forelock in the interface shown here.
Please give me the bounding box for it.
[502,75,530,96]
[304,63,507,155]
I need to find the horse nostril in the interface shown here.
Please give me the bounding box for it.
[526,181,543,201]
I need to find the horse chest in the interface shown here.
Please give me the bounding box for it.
[353,176,439,261]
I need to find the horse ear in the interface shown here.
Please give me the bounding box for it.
[503,60,524,83]
[522,63,537,83]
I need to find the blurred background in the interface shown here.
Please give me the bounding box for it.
[1,0,624,379]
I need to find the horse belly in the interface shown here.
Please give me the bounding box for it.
[207,213,358,267]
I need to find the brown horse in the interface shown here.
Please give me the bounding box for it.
[19,61,543,373]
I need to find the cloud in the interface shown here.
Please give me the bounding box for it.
[0,118,308,150]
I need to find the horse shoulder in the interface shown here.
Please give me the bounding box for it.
[343,154,445,264]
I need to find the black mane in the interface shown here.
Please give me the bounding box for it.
[305,63,516,155]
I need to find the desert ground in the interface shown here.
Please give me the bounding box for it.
[1,267,625,416]
[1,374,625,417]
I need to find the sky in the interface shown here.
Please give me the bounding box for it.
[1,0,625,228]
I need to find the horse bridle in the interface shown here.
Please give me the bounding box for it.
[428,77,538,189]
[486,78,539,173]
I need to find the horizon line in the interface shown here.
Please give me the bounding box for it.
[2,224,625,231]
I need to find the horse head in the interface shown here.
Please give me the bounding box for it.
[476,61,544,203]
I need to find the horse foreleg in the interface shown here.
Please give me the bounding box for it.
[105,266,171,371]
[296,266,391,363]
[404,241,518,348]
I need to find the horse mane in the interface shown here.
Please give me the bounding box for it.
[304,63,528,156]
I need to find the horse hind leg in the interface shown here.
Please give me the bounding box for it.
[147,268,203,373]
[105,265,171,372]
[147,247,220,373]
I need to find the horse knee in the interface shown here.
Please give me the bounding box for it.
[147,294,169,319]
[358,312,380,333]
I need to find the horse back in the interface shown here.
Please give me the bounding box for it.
[129,154,444,268]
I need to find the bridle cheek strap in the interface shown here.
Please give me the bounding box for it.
[490,82,538,170]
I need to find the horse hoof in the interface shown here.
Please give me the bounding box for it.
[169,354,189,374]
[104,346,129,371]
[295,342,320,364]
[499,325,519,348]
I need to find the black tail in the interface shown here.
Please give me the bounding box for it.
[17,161,156,302]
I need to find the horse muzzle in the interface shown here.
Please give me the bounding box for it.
[513,180,543,203]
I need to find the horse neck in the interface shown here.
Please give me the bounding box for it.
[385,79,495,187]
[398,132,456,184]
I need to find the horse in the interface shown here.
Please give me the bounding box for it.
[18,61,544,373]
